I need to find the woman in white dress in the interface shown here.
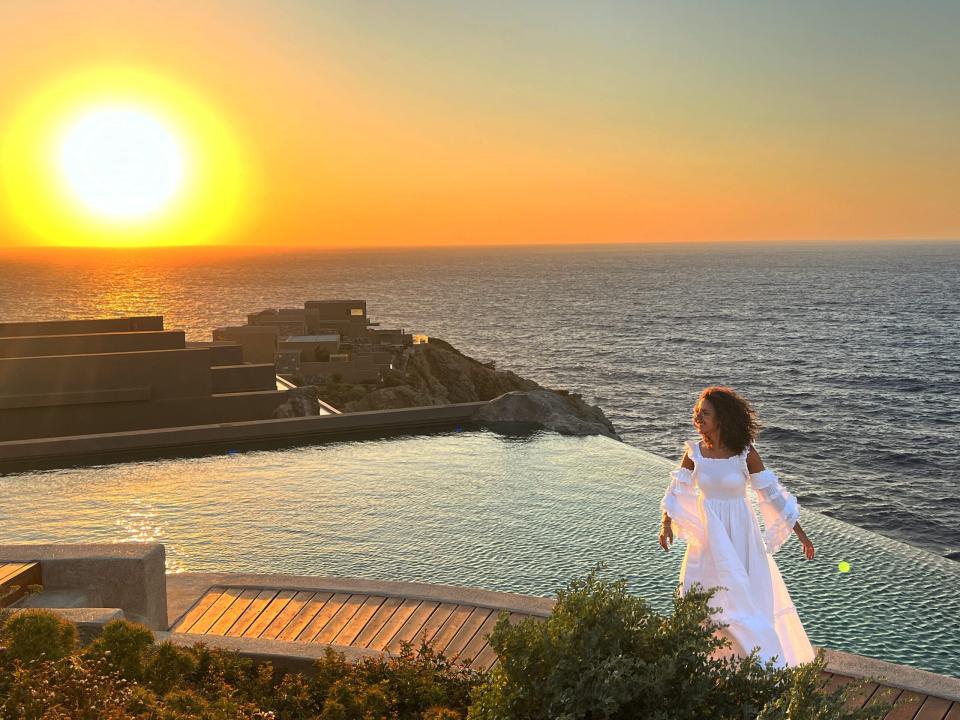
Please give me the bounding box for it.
[659,386,816,667]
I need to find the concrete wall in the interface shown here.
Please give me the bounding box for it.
[0,330,185,359]
[0,389,289,441]
[0,316,163,338]
[0,401,488,470]
[0,543,167,630]
[186,342,244,366]
[279,338,340,359]
[0,348,213,401]
[212,327,278,364]
[210,364,277,393]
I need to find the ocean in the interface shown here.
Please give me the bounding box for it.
[1,240,957,562]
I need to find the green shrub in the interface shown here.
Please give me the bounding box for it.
[0,654,133,719]
[144,641,198,695]
[307,643,478,719]
[467,568,889,720]
[0,608,77,664]
[85,618,155,681]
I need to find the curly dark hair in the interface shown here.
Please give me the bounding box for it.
[695,386,761,454]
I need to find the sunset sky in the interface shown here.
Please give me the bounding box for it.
[1,1,958,248]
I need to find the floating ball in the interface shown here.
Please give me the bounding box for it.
[838,561,851,573]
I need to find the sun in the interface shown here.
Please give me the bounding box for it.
[1,66,253,247]
[58,105,187,222]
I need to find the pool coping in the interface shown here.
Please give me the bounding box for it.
[0,402,487,472]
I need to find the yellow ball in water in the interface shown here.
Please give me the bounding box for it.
[838,561,851,573]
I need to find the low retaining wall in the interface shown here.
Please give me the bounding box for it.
[0,402,487,472]
[0,543,167,630]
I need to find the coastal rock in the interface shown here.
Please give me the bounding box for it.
[343,386,434,412]
[341,338,538,412]
[272,385,322,418]
[473,389,621,440]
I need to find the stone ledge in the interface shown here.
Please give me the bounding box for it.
[0,543,167,630]
[821,646,960,702]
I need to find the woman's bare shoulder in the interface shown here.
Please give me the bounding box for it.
[746,444,765,474]
[680,450,694,470]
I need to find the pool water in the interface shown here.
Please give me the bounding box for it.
[2,430,958,677]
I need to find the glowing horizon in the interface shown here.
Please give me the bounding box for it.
[1,1,958,248]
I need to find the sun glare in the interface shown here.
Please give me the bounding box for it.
[1,66,252,247]
[58,105,186,221]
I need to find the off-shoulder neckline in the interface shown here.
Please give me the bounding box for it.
[691,439,745,461]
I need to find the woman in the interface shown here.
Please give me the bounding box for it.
[659,386,816,667]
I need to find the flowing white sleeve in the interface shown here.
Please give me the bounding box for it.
[660,467,704,547]
[748,469,800,554]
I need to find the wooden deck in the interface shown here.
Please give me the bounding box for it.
[821,672,960,720]
[169,580,960,716]
[171,585,538,671]
[0,561,41,607]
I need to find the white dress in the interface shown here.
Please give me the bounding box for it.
[660,438,815,667]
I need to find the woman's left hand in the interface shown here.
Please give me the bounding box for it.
[798,535,815,560]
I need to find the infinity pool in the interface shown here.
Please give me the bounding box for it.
[2,430,957,677]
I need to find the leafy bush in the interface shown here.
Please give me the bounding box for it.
[0,608,77,664]
[0,580,898,720]
[467,569,890,720]
[85,619,156,681]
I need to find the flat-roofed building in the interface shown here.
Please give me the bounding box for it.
[246,308,307,337]
[212,325,279,364]
[279,334,340,361]
[0,316,289,442]
[305,300,373,338]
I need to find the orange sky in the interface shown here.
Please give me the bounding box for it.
[1,1,958,248]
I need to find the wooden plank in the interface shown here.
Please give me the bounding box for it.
[333,595,387,646]
[460,610,504,665]
[0,562,41,607]
[208,588,261,635]
[189,589,240,635]
[914,696,953,720]
[884,690,927,720]
[845,682,880,711]
[261,591,316,640]
[943,703,960,720]
[414,602,457,646]
[312,594,368,644]
[470,642,498,672]
[225,589,278,637]
[442,607,494,658]
[171,587,225,633]
[244,589,298,638]
[366,599,422,651]
[297,592,351,642]
[866,686,903,713]
[353,596,405,648]
[824,674,855,694]
[0,563,29,585]
[385,601,440,653]
[276,593,332,641]
[426,605,475,655]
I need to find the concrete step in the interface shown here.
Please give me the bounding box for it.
[14,588,104,609]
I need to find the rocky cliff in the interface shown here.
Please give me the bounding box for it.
[341,338,619,440]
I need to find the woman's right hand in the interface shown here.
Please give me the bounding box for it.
[659,522,674,552]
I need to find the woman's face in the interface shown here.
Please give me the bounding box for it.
[693,397,720,436]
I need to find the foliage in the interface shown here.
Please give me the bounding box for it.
[0,611,475,719]
[0,608,77,665]
[0,579,898,720]
[85,619,155,681]
[467,567,890,720]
